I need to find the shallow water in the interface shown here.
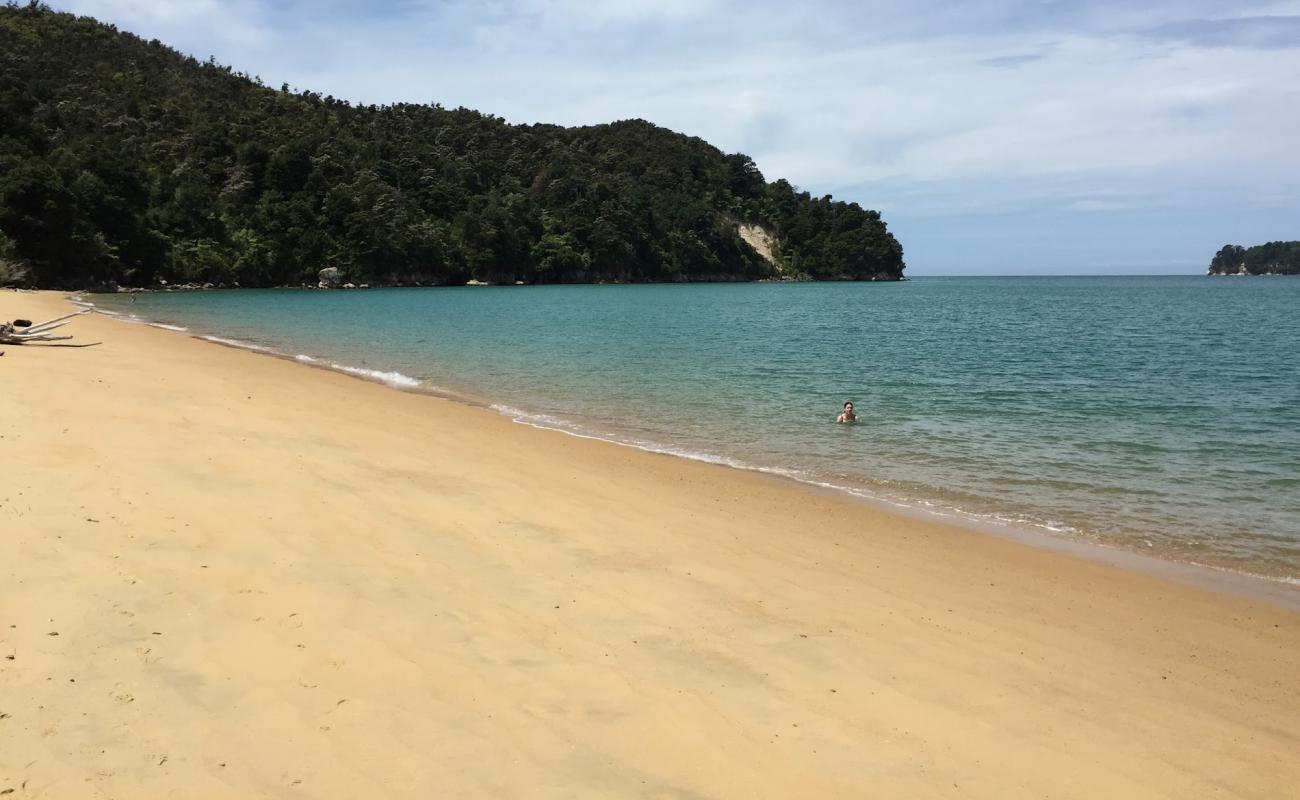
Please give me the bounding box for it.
[96,276,1300,580]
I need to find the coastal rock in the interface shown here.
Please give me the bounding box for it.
[318,267,342,289]
[737,223,777,265]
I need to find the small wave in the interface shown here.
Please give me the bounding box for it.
[491,404,764,469]
[329,363,421,388]
[490,404,576,430]
[103,311,150,324]
[201,335,274,352]
[149,323,188,332]
[626,440,760,471]
[1186,560,1300,588]
[295,354,318,363]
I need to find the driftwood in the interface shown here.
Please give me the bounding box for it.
[0,309,100,347]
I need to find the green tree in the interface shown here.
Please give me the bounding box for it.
[0,3,905,288]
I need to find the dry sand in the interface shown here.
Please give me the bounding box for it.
[1,291,1298,799]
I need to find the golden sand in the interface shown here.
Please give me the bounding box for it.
[2,291,1297,798]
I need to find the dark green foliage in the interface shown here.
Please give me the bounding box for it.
[0,228,25,285]
[1209,242,1300,275]
[0,2,905,288]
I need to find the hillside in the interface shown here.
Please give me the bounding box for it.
[0,3,904,289]
[1208,242,1300,276]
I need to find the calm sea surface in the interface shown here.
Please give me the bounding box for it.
[96,277,1300,581]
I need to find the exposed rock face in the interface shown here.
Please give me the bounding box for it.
[318,267,342,289]
[737,223,777,265]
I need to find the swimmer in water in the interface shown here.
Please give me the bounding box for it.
[837,401,858,424]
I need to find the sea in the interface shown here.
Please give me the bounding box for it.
[90,276,1300,584]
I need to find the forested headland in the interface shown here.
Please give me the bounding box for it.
[0,2,905,289]
[1208,242,1300,276]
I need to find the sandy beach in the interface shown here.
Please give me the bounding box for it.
[1,291,1298,799]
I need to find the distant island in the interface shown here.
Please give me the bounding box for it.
[0,3,904,289]
[1208,242,1300,276]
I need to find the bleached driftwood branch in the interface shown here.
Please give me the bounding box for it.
[0,309,100,347]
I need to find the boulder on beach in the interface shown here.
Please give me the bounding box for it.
[318,267,342,289]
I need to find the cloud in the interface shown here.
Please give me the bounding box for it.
[517,0,720,26]
[59,0,273,49]
[1067,199,1129,212]
[978,49,1054,69]
[1141,15,1300,49]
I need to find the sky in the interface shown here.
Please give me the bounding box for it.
[53,0,1300,275]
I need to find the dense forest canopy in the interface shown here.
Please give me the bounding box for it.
[1208,242,1300,276]
[0,2,904,289]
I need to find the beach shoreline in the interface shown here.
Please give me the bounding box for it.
[3,289,1298,798]
[72,289,1300,606]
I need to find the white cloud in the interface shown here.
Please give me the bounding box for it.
[516,0,720,25]
[60,0,273,47]
[1067,199,1129,212]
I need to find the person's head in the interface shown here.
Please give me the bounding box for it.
[843,401,854,414]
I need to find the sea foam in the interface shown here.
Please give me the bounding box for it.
[329,363,421,388]
[201,335,274,352]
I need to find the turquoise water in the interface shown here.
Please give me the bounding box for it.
[95,277,1300,581]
